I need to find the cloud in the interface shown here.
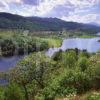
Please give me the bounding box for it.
[0,0,100,24]
[0,0,21,4]
[34,0,67,16]
[0,2,5,7]
[61,14,98,23]
[22,0,39,5]
[60,0,100,24]
[44,4,75,17]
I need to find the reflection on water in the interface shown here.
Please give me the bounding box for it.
[46,38,100,57]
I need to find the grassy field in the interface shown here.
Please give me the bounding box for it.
[79,35,97,38]
[40,37,62,47]
[30,36,62,48]
[0,31,14,38]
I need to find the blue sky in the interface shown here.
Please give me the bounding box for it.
[0,0,100,24]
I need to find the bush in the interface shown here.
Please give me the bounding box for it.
[0,87,4,100]
[41,68,91,99]
[0,38,15,56]
[4,83,24,100]
[78,57,90,71]
[87,92,100,100]
[79,51,90,58]
[62,50,77,67]
[92,62,100,89]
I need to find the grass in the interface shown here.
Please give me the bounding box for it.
[0,31,13,38]
[0,30,23,38]
[79,35,96,38]
[34,36,62,47]
[43,38,62,47]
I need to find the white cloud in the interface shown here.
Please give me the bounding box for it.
[35,0,67,16]
[0,0,99,16]
[60,0,100,24]
[0,0,100,24]
[61,13,99,24]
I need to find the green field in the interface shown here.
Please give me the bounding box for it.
[79,35,97,38]
[35,37,62,47]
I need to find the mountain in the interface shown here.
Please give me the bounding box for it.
[0,12,100,33]
[89,22,100,27]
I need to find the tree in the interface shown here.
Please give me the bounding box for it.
[0,38,15,56]
[4,83,23,100]
[79,51,90,58]
[78,57,89,71]
[62,50,77,68]
[9,52,55,100]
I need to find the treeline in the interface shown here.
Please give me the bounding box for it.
[0,50,100,100]
[0,34,48,57]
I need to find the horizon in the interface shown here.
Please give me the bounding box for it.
[0,0,100,25]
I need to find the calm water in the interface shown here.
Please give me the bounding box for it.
[0,38,100,71]
[46,38,100,57]
[0,56,24,71]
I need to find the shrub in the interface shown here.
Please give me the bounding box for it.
[87,92,100,100]
[62,50,77,68]
[78,57,90,71]
[92,62,100,89]
[79,51,90,58]
[0,87,4,100]
[0,38,15,56]
[4,83,24,100]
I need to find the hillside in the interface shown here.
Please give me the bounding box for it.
[0,12,100,33]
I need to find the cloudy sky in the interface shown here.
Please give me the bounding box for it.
[0,0,100,24]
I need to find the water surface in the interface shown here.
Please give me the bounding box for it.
[0,56,24,71]
[46,38,100,57]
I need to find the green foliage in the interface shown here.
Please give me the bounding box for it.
[8,52,55,99]
[78,57,90,71]
[0,49,100,99]
[62,50,77,67]
[0,87,4,100]
[79,51,90,58]
[4,83,24,100]
[94,62,100,78]
[35,94,45,100]
[40,68,91,99]
[86,92,100,100]
[0,34,49,56]
[52,50,63,61]
[0,37,15,56]
[1,12,100,33]
[92,62,100,89]
[52,50,77,68]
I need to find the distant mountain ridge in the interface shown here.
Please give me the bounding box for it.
[0,12,100,33]
[89,22,100,27]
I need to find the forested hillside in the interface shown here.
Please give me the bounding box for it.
[0,12,100,34]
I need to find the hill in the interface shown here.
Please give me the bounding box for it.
[0,12,100,33]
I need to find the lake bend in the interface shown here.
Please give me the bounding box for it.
[0,37,100,72]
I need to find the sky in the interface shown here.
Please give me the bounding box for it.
[0,0,100,24]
